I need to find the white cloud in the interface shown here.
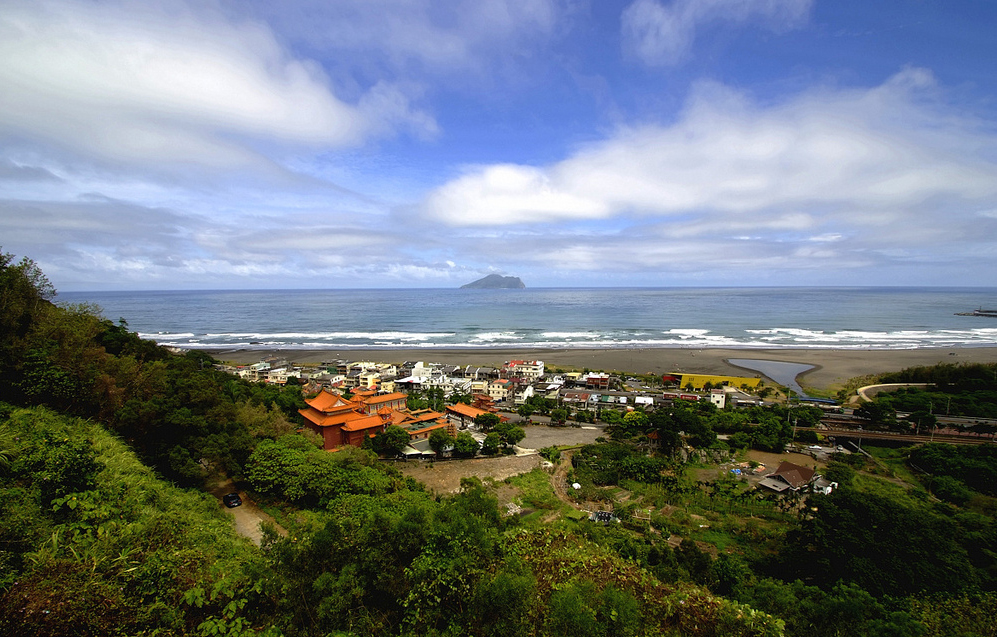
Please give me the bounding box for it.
[418,68,997,282]
[622,0,813,66]
[424,68,997,241]
[0,0,435,173]
[424,164,607,224]
[241,0,561,74]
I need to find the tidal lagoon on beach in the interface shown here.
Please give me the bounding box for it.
[206,346,997,393]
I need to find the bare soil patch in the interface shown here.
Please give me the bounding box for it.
[518,423,607,449]
[745,449,826,470]
[397,454,541,494]
[397,424,606,495]
[694,449,824,483]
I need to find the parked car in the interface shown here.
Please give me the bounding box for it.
[222,493,242,508]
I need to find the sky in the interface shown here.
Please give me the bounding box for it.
[2,0,997,291]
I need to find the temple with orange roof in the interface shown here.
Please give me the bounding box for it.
[300,389,454,451]
[445,402,507,429]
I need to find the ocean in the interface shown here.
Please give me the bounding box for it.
[58,287,997,351]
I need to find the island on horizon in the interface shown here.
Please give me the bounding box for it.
[460,273,526,289]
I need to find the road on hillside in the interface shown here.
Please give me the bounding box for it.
[206,478,287,546]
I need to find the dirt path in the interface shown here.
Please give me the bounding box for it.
[206,477,287,546]
[550,449,579,509]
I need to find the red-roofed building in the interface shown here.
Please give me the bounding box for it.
[471,393,498,412]
[759,462,817,493]
[299,391,375,449]
[357,392,408,414]
[446,403,493,429]
[300,389,452,450]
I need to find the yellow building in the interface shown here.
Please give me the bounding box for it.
[675,374,761,391]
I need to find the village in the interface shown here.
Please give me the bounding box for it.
[214,356,844,500]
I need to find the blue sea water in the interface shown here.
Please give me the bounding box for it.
[58,287,997,351]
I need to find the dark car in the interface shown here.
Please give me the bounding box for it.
[222,493,242,508]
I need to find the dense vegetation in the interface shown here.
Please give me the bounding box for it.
[0,252,306,485]
[3,250,997,636]
[0,405,266,636]
[865,363,997,421]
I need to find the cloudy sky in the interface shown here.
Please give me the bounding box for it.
[2,0,996,290]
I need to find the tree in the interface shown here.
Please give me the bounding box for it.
[545,582,602,637]
[823,461,856,486]
[910,410,937,434]
[855,401,897,428]
[783,486,976,597]
[0,251,55,349]
[473,569,536,637]
[600,409,622,425]
[549,408,569,425]
[474,412,500,431]
[610,410,648,439]
[481,432,501,455]
[493,422,525,449]
[453,431,479,458]
[374,425,411,456]
[429,429,454,458]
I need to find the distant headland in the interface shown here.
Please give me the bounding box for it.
[460,274,526,289]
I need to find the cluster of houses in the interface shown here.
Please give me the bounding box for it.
[218,357,791,454]
[220,358,771,409]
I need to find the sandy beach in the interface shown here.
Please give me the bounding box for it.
[206,346,997,393]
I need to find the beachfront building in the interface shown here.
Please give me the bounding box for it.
[540,381,563,400]
[468,379,489,394]
[561,391,591,408]
[504,360,545,381]
[462,366,498,380]
[583,372,611,390]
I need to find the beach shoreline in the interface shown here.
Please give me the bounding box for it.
[203,346,997,392]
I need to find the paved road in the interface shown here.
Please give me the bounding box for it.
[854,383,930,403]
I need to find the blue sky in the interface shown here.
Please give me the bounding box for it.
[1,0,996,290]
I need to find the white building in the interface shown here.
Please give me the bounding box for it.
[710,389,726,409]
[514,384,535,405]
[505,360,545,381]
